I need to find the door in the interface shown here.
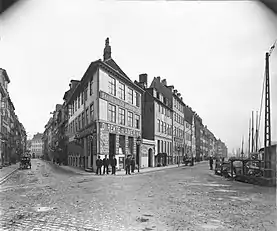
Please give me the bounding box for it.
[148,148,153,167]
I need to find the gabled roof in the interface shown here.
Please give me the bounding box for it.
[0,68,10,83]
[104,58,130,81]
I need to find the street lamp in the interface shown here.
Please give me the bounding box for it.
[136,136,142,172]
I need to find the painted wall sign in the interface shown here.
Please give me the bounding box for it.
[99,90,140,114]
[100,122,140,137]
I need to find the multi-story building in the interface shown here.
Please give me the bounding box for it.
[215,139,228,159]
[183,104,194,159]
[194,113,202,162]
[142,77,173,166]
[0,68,26,164]
[171,88,185,164]
[65,38,143,171]
[31,133,43,158]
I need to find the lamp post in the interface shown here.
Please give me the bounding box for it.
[136,136,142,172]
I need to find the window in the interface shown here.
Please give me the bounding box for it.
[78,96,80,109]
[135,114,140,129]
[118,82,125,100]
[127,111,133,127]
[161,121,164,133]
[118,108,125,125]
[82,112,85,128]
[163,123,166,134]
[90,103,94,122]
[158,104,160,112]
[85,108,89,125]
[81,92,84,105]
[108,104,116,123]
[75,100,77,112]
[108,77,116,96]
[127,88,133,104]
[157,119,160,132]
[90,79,93,95]
[135,92,140,107]
[84,87,88,101]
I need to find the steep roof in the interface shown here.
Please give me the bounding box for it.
[104,58,130,81]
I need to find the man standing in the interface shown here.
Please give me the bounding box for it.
[125,155,131,175]
[110,155,117,175]
[209,156,214,170]
[131,156,135,173]
[96,156,102,175]
[103,155,109,175]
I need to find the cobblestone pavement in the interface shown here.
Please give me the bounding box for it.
[0,159,276,231]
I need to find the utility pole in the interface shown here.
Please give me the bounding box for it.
[251,111,254,153]
[248,118,251,157]
[241,136,244,159]
[255,110,258,152]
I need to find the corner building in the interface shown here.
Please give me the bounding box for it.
[66,38,143,171]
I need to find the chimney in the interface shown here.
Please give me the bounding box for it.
[156,76,161,82]
[103,37,111,61]
[173,89,177,94]
[177,93,181,97]
[139,73,148,88]
[161,79,167,86]
[167,85,174,92]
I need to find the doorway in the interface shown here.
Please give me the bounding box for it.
[109,133,116,160]
[148,148,153,167]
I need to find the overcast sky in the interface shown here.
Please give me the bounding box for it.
[0,0,276,153]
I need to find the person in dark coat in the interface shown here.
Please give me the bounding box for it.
[131,156,135,173]
[209,156,214,170]
[110,155,117,175]
[103,155,109,175]
[125,156,131,175]
[96,156,102,175]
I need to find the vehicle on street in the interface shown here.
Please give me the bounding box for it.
[19,154,31,170]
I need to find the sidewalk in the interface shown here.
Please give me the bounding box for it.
[44,159,208,177]
[0,163,19,184]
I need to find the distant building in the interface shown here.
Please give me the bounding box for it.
[31,133,43,158]
[215,139,228,158]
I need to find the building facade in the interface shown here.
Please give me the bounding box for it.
[0,68,26,165]
[31,133,43,158]
[65,38,143,171]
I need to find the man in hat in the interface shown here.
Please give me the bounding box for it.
[103,155,109,175]
[96,155,103,175]
[110,155,117,175]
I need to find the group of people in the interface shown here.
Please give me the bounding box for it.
[96,155,117,175]
[95,155,136,175]
[124,155,136,175]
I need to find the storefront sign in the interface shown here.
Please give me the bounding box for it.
[100,122,140,137]
[99,91,140,114]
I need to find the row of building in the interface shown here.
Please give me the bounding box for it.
[0,68,27,165]
[42,38,227,171]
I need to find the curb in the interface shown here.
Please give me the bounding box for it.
[0,167,19,185]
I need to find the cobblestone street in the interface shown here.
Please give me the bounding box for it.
[0,159,276,231]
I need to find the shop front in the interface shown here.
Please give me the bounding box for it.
[99,122,140,171]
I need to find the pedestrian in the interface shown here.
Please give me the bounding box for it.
[96,156,102,175]
[110,155,117,175]
[131,156,135,173]
[103,155,109,175]
[209,156,213,170]
[125,155,131,175]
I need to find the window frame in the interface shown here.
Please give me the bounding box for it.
[108,76,116,96]
[127,111,133,127]
[108,104,116,123]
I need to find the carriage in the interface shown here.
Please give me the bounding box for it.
[20,155,31,169]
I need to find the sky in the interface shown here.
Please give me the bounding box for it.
[0,0,276,154]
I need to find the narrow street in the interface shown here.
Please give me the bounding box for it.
[0,159,276,231]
